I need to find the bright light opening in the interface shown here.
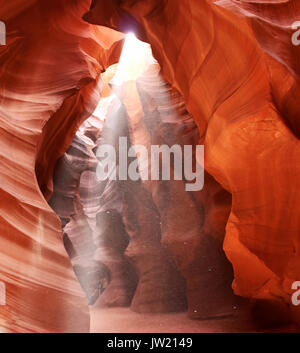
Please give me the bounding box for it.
[91,32,157,121]
[111,32,155,85]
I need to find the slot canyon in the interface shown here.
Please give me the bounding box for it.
[0,0,300,333]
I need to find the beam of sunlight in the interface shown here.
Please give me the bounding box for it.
[50,31,196,310]
[112,32,155,85]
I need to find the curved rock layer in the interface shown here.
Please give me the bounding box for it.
[212,0,300,138]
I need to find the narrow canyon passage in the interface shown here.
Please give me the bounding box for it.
[49,34,240,331]
[49,33,298,332]
[0,0,300,333]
